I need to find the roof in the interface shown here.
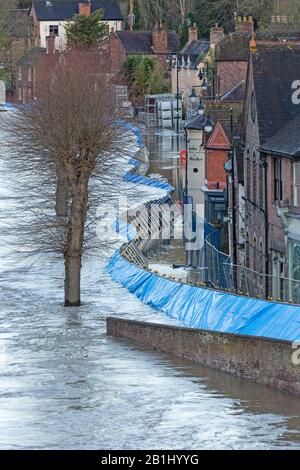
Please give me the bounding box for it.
[4,9,32,37]
[221,80,246,102]
[116,30,179,55]
[216,31,300,62]
[251,45,300,146]
[216,33,249,61]
[260,113,300,158]
[31,0,123,21]
[184,114,204,130]
[178,40,210,68]
[181,40,210,56]
[17,47,46,66]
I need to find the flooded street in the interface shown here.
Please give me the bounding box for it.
[0,124,300,450]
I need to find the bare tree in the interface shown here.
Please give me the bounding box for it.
[3,49,126,307]
[168,0,195,27]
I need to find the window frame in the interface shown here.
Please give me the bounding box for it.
[274,158,282,202]
[49,24,59,36]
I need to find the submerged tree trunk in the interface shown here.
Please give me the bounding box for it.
[64,254,82,306]
[64,176,89,307]
[56,167,69,217]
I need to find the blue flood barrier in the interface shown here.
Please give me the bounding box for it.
[107,250,300,342]
[108,122,300,342]
[123,171,174,192]
[116,120,143,149]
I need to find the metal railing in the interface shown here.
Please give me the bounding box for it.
[223,262,300,305]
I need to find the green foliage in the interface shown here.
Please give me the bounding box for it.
[0,0,15,81]
[147,64,168,94]
[122,55,168,103]
[66,9,108,47]
[194,0,235,37]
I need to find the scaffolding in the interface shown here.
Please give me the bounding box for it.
[144,94,182,128]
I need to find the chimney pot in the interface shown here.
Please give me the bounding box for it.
[210,25,224,47]
[188,23,198,43]
[79,1,91,16]
[235,14,254,33]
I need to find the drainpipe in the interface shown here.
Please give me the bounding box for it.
[229,108,237,290]
[263,154,269,297]
[184,127,188,265]
[176,55,180,150]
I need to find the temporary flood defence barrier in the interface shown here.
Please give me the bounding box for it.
[108,122,300,343]
[107,251,300,342]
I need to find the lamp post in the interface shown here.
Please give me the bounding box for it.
[185,96,236,284]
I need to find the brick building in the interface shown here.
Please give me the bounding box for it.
[214,12,300,99]
[30,0,124,52]
[14,35,59,104]
[1,8,33,99]
[235,45,300,302]
[108,27,179,74]
[171,24,210,109]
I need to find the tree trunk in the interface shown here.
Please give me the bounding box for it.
[64,176,88,307]
[64,254,81,306]
[56,168,69,217]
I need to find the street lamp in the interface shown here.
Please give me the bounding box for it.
[201,77,208,91]
[189,87,198,105]
[197,100,205,116]
[203,114,214,133]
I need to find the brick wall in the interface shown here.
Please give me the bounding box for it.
[15,64,33,104]
[109,33,126,73]
[210,26,225,48]
[107,317,300,397]
[152,29,168,69]
[216,61,248,96]
[206,149,227,189]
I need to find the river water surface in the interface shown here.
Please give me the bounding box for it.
[0,125,300,450]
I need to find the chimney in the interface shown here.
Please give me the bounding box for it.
[210,24,224,48]
[234,15,254,34]
[188,23,198,43]
[152,26,168,67]
[250,32,257,52]
[79,1,91,16]
[46,35,55,54]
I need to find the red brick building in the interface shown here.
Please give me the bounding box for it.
[205,121,230,190]
[234,45,300,302]
[108,27,179,74]
[215,16,253,97]
[14,36,58,104]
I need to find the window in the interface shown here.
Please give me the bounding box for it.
[293,161,300,207]
[49,25,59,36]
[246,149,250,198]
[253,152,257,204]
[245,231,250,268]
[18,87,22,102]
[274,158,282,201]
[253,235,257,271]
[28,68,32,82]
[17,67,22,81]
[259,161,264,209]
[250,91,256,123]
[259,240,264,273]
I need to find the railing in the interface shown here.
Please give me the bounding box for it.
[120,194,177,268]
[223,262,300,305]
